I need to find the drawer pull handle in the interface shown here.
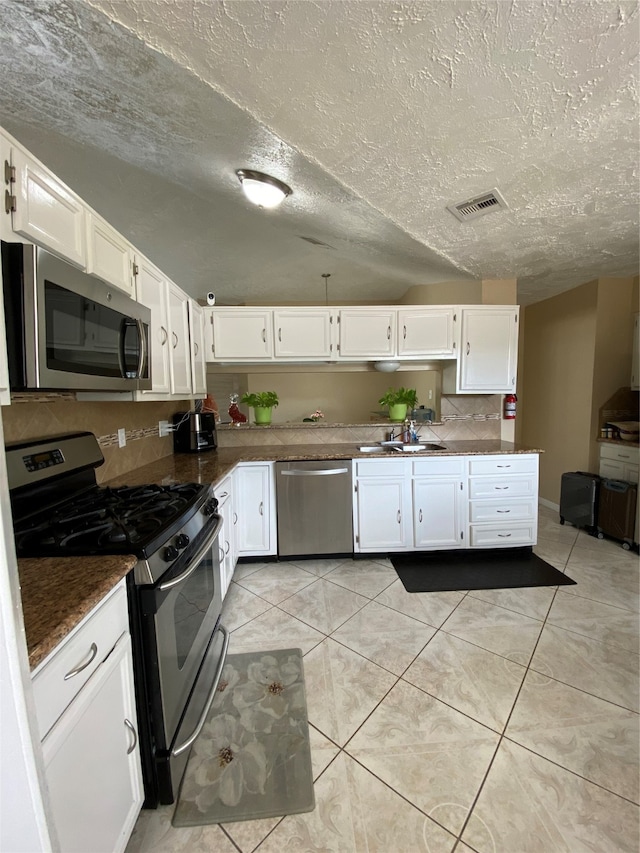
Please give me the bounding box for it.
[278,327,282,342]
[233,512,238,525]
[419,508,423,522]
[619,455,630,459]
[172,331,178,349]
[497,464,511,468]
[497,509,511,513]
[259,501,264,516]
[397,510,401,524]
[387,325,392,340]
[218,491,229,499]
[403,325,407,340]
[159,325,168,345]
[262,328,267,343]
[498,533,512,538]
[494,486,509,490]
[63,643,98,680]
[219,546,225,563]
[124,718,138,755]
[194,341,199,356]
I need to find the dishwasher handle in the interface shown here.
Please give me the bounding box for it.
[281,468,350,477]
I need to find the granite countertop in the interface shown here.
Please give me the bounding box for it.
[19,554,136,671]
[18,438,542,670]
[105,439,544,489]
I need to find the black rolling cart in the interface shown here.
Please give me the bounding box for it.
[559,472,600,534]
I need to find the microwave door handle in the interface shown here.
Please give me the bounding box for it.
[117,318,129,378]
[136,318,147,379]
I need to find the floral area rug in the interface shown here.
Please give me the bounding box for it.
[172,648,315,827]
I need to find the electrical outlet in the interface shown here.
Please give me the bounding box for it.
[158,420,171,437]
[117,428,126,448]
[428,390,433,400]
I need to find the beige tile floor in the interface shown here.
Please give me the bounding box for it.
[126,506,639,853]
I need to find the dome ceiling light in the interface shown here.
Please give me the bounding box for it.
[236,169,292,209]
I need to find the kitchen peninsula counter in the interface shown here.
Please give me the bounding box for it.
[105,439,544,490]
[18,554,136,670]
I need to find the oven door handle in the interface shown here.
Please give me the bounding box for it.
[158,516,223,592]
[171,623,230,757]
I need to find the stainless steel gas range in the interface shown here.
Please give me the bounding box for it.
[7,431,229,807]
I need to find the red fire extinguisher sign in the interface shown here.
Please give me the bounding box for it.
[504,393,517,419]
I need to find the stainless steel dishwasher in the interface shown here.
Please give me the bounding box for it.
[276,460,353,556]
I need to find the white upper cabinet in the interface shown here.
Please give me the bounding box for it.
[167,281,192,396]
[86,213,134,296]
[7,143,86,268]
[444,306,519,393]
[188,300,207,397]
[209,308,273,361]
[273,308,335,359]
[135,256,171,396]
[338,308,396,359]
[397,307,457,357]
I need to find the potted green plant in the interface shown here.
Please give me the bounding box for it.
[240,391,279,425]
[378,387,418,423]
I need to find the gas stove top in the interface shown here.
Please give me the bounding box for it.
[13,481,210,559]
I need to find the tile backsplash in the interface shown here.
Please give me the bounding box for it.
[2,397,188,483]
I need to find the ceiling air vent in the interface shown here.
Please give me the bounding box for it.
[447,188,508,223]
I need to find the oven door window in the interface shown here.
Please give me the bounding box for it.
[44,281,142,378]
[174,551,216,669]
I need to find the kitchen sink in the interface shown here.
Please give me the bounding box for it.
[358,443,446,453]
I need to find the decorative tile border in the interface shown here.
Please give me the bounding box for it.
[97,426,162,448]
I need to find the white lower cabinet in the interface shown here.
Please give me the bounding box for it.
[34,580,142,853]
[467,454,538,548]
[214,473,237,597]
[235,463,277,556]
[412,458,465,549]
[353,459,411,552]
[353,453,539,552]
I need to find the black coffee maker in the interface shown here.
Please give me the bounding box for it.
[172,412,217,453]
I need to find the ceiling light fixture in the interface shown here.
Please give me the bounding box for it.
[236,169,292,209]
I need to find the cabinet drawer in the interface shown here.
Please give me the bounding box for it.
[468,455,537,476]
[469,498,536,523]
[412,457,464,477]
[469,476,536,500]
[32,582,128,740]
[469,524,536,548]
[355,458,407,478]
[600,444,639,465]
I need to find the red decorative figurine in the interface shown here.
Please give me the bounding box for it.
[228,393,247,424]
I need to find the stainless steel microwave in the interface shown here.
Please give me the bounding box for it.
[1,241,151,392]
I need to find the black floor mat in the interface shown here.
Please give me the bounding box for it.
[390,547,576,593]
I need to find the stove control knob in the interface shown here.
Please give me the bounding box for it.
[176,534,190,549]
[164,545,179,562]
[203,498,218,516]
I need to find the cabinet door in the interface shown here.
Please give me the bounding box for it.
[167,281,192,395]
[338,308,396,358]
[235,464,275,555]
[273,309,335,359]
[10,145,86,268]
[413,478,463,548]
[210,309,273,361]
[42,634,142,853]
[135,257,171,395]
[214,476,237,597]
[86,213,134,295]
[599,459,625,480]
[458,307,518,392]
[398,307,456,357]
[188,300,207,396]
[355,477,410,551]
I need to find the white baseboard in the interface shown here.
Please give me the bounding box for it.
[539,497,559,512]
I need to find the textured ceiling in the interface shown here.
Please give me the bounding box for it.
[0,0,638,306]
